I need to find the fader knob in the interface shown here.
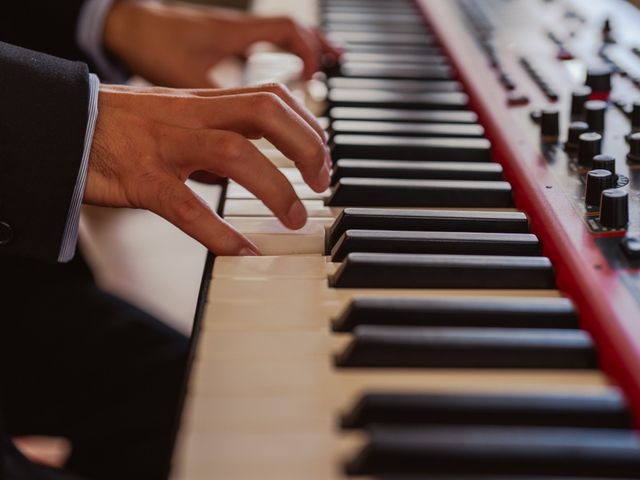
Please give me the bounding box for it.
[585,100,607,133]
[628,133,640,163]
[585,66,612,94]
[631,102,640,133]
[571,86,592,116]
[540,109,560,139]
[585,169,614,206]
[600,189,629,229]
[592,154,616,175]
[566,121,589,150]
[577,132,602,167]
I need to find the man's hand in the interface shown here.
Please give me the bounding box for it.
[86,83,331,256]
[103,1,342,88]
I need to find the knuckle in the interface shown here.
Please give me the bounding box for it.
[262,82,290,98]
[171,191,208,225]
[252,92,283,115]
[215,131,247,160]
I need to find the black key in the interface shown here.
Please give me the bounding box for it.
[341,44,442,56]
[329,253,554,289]
[331,230,540,262]
[332,135,491,161]
[338,63,454,80]
[326,178,512,208]
[327,78,462,92]
[331,121,484,138]
[334,326,596,369]
[332,159,503,184]
[341,53,445,66]
[332,297,577,332]
[341,390,630,429]
[346,426,640,476]
[329,90,466,109]
[327,209,530,250]
[329,107,477,124]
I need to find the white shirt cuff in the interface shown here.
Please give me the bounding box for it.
[58,74,100,263]
[76,0,128,83]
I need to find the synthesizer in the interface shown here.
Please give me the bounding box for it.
[171,0,640,478]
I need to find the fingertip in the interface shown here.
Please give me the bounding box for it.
[285,199,308,229]
[239,246,261,256]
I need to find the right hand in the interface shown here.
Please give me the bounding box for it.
[86,83,331,256]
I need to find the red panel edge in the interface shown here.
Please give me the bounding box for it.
[417,0,640,425]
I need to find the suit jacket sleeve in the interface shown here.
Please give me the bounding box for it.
[0,1,88,62]
[0,41,90,262]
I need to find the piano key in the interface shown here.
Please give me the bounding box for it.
[327,209,530,250]
[327,78,463,92]
[341,390,631,429]
[342,44,442,56]
[329,253,555,289]
[331,159,503,183]
[226,182,328,200]
[324,23,429,34]
[326,178,512,208]
[334,326,596,369]
[330,121,485,137]
[345,426,640,476]
[339,52,449,65]
[332,135,491,161]
[330,107,477,124]
[323,13,425,26]
[332,296,578,332]
[330,230,541,262]
[223,199,335,218]
[329,32,435,46]
[329,90,466,109]
[337,63,455,81]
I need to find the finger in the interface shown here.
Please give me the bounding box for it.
[163,128,311,229]
[144,175,260,256]
[314,28,344,60]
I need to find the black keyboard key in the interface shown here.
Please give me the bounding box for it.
[340,52,448,65]
[326,178,512,208]
[331,121,484,137]
[329,90,466,109]
[331,230,540,261]
[332,135,491,161]
[332,297,577,332]
[329,107,477,123]
[329,253,555,289]
[338,63,454,80]
[341,390,630,429]
[327,78,462,92]
[334,326,596,369]
[346,426,640,476]
[327,208,530,250]
[332,159,502,183]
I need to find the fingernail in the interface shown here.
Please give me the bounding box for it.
[239,247,259,256]
[287,200,308,228]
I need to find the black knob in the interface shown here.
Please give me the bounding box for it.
[571,86,592,116]
[540,108,560,138]
[585,66,612,93]
[578,132,602,167]
[628,133,640,163]
[585,169,614,206]
[631,102,640,133]
[585,100,607,133]
[592,154,616,175]
[566,121,589,150]
[600,189,628,229]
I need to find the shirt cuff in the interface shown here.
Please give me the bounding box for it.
[58,74,100,263]
[76,0,128,83]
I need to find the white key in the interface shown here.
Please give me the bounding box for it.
[223,199,337,218]
[226,182,330,200]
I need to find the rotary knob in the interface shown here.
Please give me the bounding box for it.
[585,100,607,133]
[592,154,616,176]
[600,189,629,229]
[540,108,560,139]
[566,121,589,151]
[628,132,640,163]
[577,132,602,167]
[585,169,614,207]
[631,102,640,134]
[571,86,592,116]
[585,66,612,94]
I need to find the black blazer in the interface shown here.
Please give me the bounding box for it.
[0,41,90,262]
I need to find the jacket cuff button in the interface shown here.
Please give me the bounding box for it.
[0,221,14,245]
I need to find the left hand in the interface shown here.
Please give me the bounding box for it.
[103,1,342,88]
